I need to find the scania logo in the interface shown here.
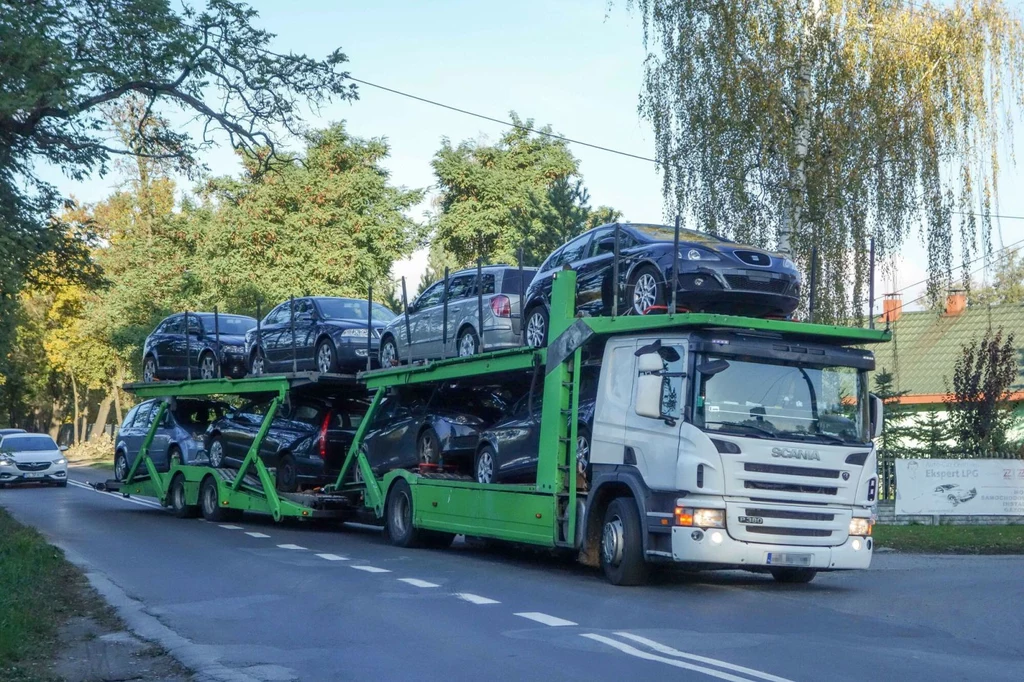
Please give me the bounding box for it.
[771,447,821,461]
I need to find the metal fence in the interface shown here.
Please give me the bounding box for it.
[877,450,1024,500]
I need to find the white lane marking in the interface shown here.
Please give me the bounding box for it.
[456,593,500,605]
[276,544,306,550]
[351,565,391,573]
[398,578,439,588]
[218,524,243,530]
[67,480,162,509]
[615,633,793,682]
[245,532,270,538]
[583,634,771,682]
[514,612,577,627]
[316,553,349,561]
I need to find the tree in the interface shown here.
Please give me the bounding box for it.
[873,369,914,459]
[416,238,462,297]
[970,249,1024,307]
[946,327,1021,455]
[910,409,953,459]
[0,0,357,346]
[626,0,1024,322]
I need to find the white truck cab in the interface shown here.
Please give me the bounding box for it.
[587,330,882,583]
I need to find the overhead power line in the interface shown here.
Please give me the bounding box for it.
[889,234,1024,297]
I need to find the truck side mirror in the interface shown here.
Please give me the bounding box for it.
[635,352,665,420]
[869,393,884,439]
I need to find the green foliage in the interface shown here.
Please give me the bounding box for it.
[416,238,462,297]
[625,0,1024,322]
[970,249,1024,307]
[873,368,914,458]
[946,327,1021,455]
[910,409,953,459]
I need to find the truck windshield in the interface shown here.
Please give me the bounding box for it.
[695,356,868,445]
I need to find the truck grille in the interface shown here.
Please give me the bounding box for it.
[744,462,840,479]
[15,462,50,472]
[745,481,838,496]
[744,508,835,522]
[727,502,851,547]
[745,526,833,538]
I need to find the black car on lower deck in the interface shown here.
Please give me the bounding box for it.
[246,297,397,376]
[143,313,256,382]
[204,395,368,492]
[521,222,801,347]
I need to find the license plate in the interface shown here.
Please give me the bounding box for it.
[766,552,811,567]
[24,472,43,478]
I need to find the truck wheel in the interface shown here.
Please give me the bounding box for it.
[200,476,228,522]
[169,474,199,518]
[276,454,298,493]
[385,479,423,548]
[769,568,818,584]
[600,497,650,586]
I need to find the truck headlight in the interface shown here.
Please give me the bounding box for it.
[675,507,725,528]
[849,518,873,536]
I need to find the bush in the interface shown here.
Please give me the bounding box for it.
[65,433,114,464]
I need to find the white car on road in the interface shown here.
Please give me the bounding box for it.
[0,433,68,488]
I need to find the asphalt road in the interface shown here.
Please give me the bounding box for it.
[2,467,1022,682]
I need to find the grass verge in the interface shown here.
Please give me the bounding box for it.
[874,524,1024,554]
[0,507,117,681]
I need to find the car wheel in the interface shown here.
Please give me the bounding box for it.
[948,494,959,506]
[524,306,548,348]
[200,476,227,522]
[417,429,440,467]
[385,478,424,548]
[208,436,226,468]
[199,351,217,380]
[168,446,183,469]
[600,497,650,586]
[475,445,496,484]
[142,355,157,383]
[457,327,480,357]
[114,451,129,481]
[249,348,266,376]
[169,473,198,518]
[276,454,298,493]
[576,425,592,483]
[316,339,337,374]
[379,335,399,367]
[770,568,818,584]
[629,265,665,315]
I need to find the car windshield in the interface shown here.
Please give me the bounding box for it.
[1,436,59,452]
[634,224,727,245]
[201,315,254,335]
[317,298,397,322]
[696,357,868,444]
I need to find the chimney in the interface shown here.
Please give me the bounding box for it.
[880,294,902,323]
[945,289,967,316]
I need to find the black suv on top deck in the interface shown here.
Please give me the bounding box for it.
[143,313,256,382]
[521,223,801,347]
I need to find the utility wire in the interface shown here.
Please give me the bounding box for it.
[887,234,1024,296]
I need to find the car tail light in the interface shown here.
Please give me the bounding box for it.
[318,410,333,459]
[490,295,511,318]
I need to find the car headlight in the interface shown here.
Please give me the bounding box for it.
[781,257,797,271]
[685,248,721,262]
[341,328,369,338]
[53,458,67,465]
[849,518,873,536]
[0,455,13,465]
[674,507,726,528]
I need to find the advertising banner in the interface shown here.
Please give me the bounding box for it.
[895,459,1024,516]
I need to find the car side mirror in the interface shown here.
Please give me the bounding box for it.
[597,236,617,254]
[869,393,884,439]
[59,445,69,452]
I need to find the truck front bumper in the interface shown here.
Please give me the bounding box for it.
[669,526,873,571]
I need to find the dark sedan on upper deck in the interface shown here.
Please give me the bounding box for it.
[143,313,257,382]
[521,223,801,347]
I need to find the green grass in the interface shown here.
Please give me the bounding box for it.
[0,508,115,681]
[874,524,1024,554]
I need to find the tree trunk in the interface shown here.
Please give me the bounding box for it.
[49,399,62,440]
[91,393,114,441]
[70,374,80,445]
[112,376,123,429]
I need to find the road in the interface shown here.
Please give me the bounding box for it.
[2,467,1022,682]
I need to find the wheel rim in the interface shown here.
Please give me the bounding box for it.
[419,435,436,464]
[576,435,590,471]
[459,333,477,357]
[526,312,546,347]
[633,273,659,314]
[251,353,264,376]
[115,455,126,480]
[602,516,625,566]
[200,355,216,379]
[209,441,223,467]
[143,359,155,382]
[477,450,494,483]
[202,483,217,516]
[317,344,333,373]
[381,341,397,365]
[281,461,294,487]
[391,490,411,537]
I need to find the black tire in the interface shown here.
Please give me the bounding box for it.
[770,568,818,584]
[627,265,666,315]
[114,451,129,481]
[207,435,226,468]
[385,479,424,548]
[249,347,266,376]
[142,355,158,383]
[523,306,549,348]
[168,445,183,469]
[457,327,480,357]
[600,497,650,586]
[379,335,400,367]
[576,424,592,485]
[276,454,298,493]
[417,429,440,467]
[169,473,198,518]
[475,445,496,484]
[200,476,227,522]
[315,338,338,374]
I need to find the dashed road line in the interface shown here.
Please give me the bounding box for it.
[456,593,500,605]
[245,532,270,538]
[276,543,306,550]
[615,633,792,682]
[351,565,391,573]
[514,612,577,627]
[218,524,243,530]
[397,578,439,588]
[315,553,348,561]
[67,479,163,509]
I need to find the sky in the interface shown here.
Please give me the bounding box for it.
[40,0,1024,311]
